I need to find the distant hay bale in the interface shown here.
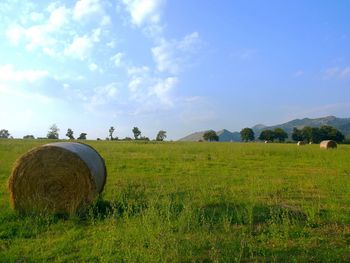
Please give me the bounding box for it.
[8,142,107,215]
[297,141,305,146]
[320,140,337,149]
[264,140,269,144]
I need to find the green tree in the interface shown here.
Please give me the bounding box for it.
[301,126,324,143]
[301,126,313,143]
[66,128,75,140]
[274,128,288,142]
[23,135,35,139]
[0,129,10,139]
[203,130,219,142]
[77,133,87,140]
[240,128,255,142]
[319,125,345,142]
[47,124,59,139]
[132,127,141,140]
[156,130,167,141]
[291,128,304,142]
[109,126,115,140]
[258,129,275,142]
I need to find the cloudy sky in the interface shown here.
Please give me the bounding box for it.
[1,0,349,140]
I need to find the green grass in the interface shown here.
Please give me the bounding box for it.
[1,139,350,262]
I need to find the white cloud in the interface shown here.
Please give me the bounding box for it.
[341,67,350,78]
[149,77,177,106]
[89,63,98,71]
[294,70,304,77]
[24,24,56,50]
[0,84,53,105]
[323,66,350,79]
[74,0,110,26]
[152,39,178,74]
[30,12,45,22]
[121,0,164,26]
[110,52,124,67]
[0,64,49,83]
[152,32,200,74]
[177,32,200,52]
[49,5,71,29]
[6,25,24,45]
[126,64,176,107]
[6,4,71,52]
[90,82,119,106]
[91,28,102,42]
[64,35,94,60]
[127,66,151,94]
[107,40,116,48]
[127,66,150,76]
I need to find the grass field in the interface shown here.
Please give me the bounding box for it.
[1,139,350,262]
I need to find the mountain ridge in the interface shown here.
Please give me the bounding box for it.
[178,116,350,141]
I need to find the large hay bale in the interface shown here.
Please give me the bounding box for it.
[297,141,305,146]
[320,140,337,149]
[8,142,107,214]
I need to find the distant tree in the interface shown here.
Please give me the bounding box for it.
[47,124,59,139]
[140,136,150,141]
[301,126,313,143]
[156,130,167,141]
[240,128,255,142]
[273,128,288,142]
[77,133,87,140]
[97,138,101,141]
[23,135,35,139]
[132,127,141,140]
[123,137,133,141]
[109,126,115,140]
[66,128,75,140]
[203,130,219,142]
[291,128,304,142]
[258,130,275,142]
[319,125,345,143]
[0,129,10,139]
[301,126,324,143]
[344,136,350,144]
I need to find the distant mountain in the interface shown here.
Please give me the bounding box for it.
[252,116,350,136]
[217,129,241,141]
[178,129,241,142]
[178,116,350,142]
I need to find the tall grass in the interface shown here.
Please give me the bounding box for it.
[1,140,350,262]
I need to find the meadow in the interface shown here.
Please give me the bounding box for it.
[1,139,350,262]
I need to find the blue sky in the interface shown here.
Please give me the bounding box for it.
[0,0,349,140]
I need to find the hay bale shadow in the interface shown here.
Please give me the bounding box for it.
[85,184,149,220]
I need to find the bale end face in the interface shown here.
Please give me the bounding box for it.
[320,140,337,149]
[8,143,106,215]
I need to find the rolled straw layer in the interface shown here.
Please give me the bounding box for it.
[8,142,106,214]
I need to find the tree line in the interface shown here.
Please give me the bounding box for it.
[0,125,167,142]
[0,125,347,143]
[239,125,345,143]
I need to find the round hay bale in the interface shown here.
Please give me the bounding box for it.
[297,141,305,146]
[8,142,107,215]
[320,140,337,149]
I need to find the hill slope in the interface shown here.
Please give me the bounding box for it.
[179,116,350,141]
[252,116,350,136]
[178,129,241,142]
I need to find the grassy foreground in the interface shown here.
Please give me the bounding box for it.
[1,140,350,262]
